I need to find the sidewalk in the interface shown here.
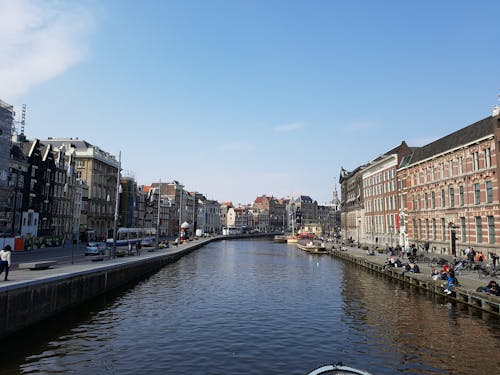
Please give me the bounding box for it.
[0,240,197,291]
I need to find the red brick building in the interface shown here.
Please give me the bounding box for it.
[398,114,500,259]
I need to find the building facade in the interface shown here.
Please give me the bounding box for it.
[42,139,120,240]
[339,166,365,244]
[399,115,500,259]
[362,142,411,248]
[0,100,13,234]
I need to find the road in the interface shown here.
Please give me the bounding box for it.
[11,243,97,267]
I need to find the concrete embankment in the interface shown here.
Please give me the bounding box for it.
[328,245,500,317]
[0,233,274,339]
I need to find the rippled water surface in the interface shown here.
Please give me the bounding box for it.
[4,239,500,374]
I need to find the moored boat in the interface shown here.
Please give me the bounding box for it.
[273,235,287,243]
[296,240,327,254]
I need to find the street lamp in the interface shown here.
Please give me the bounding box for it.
[156,179,161,248]
[357,217,361,247]
[448,221,458,256]
[111,151,121,259]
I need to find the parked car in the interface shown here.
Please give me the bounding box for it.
[140,239,154,247]
[85,242,107,256]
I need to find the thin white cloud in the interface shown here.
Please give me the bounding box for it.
[273,122,304,132]
[220,142,253,151]
[0,0,96,99]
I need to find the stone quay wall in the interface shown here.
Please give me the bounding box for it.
[328,246,500,317]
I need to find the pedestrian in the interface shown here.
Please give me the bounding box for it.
[492,254,499,269]
[0,245,12,281]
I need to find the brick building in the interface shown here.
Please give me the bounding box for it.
[398,114,500,259]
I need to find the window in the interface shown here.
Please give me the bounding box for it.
[473,152,479,171]
[432,218,437,240]
[431,191,436,208]
[459,186,464,206]
[457,156,463,175]
[486,181,493,203]
[474,183,481,205]
[476,216,483,243]
[449,187,455,207]
[448,160,453,177]
[441,189,446,208]
[485,148,491,168]
[424,192,428,209]
[460,217,466,243]
[425,219,430,240]
[488,216,495,244]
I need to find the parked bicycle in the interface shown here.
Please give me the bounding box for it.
[477,263,499,279]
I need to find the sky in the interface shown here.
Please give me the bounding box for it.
[1,0,499,205]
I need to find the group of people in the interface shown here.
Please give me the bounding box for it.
[0,245,12,281]
[383,254,420,274]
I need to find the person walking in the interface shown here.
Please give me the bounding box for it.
[0,244,12,281]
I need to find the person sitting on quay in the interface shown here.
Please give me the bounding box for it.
[476,280,500,296]
[442,262,450,273]
[403,262,420,274]
[388,255,402,268]
[443,270,459,295]
[440,270,449,281]
[431,268,440,280]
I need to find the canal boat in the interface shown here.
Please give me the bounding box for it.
[307,362,373,375]
[296,240,327,254]
[273,235,287,243]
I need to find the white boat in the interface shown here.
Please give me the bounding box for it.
[307,363,373,375]
[296,240,327,254]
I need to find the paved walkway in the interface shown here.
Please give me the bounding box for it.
[0,240,201,292]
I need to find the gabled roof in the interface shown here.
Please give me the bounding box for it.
[403,116,495,167]
[295,195,313,203]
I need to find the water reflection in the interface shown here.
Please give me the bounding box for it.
[3,239,500,374]
[341,263,500,373]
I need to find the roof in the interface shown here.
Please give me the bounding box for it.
[403,116,495,167]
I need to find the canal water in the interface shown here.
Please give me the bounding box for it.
[4,239,500,374]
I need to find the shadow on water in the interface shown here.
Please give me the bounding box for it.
[2,272,156,375]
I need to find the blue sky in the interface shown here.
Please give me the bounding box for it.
[1,0,499,204]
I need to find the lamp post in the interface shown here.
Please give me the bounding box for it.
[64,152,76,264]
[399,208,408,252]
[156,179,161,248]
[449,222,458,256]
[111,151,121,259]
[357,217,361,247]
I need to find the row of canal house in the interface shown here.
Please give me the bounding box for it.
[340,111,500,260]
